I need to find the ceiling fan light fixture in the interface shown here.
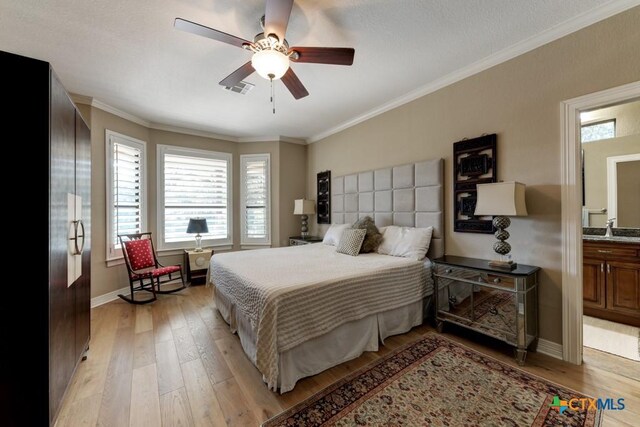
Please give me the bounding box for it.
[251,49,290,80]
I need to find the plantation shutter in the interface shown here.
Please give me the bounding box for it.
[163,153,229,242]
[241,154,270,245]
[111,141,143,252]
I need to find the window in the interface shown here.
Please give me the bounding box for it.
[106,130,147,260]
[240,154,271,246]
[157,145,232,250]
[581,119,615,142]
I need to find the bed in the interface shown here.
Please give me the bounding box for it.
[209,158,444,392]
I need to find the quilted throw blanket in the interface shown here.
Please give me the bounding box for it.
[210,244,429,390]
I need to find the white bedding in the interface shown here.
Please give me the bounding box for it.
[209,244,433,390]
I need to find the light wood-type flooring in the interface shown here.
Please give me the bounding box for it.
[55,285,639,426]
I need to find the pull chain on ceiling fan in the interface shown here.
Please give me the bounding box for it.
[174,0,355,106]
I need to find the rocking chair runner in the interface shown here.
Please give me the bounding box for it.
[118,232,186,304]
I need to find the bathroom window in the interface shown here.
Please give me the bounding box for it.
[581,119,615,143]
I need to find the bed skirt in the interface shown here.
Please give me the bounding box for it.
[214,286,432,393]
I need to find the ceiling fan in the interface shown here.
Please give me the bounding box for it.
[174,0,355,101]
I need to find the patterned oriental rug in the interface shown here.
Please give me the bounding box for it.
[263,335,601,426]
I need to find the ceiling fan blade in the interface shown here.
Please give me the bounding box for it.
[290,47,355,65]
[281,68,309,100]
[219,62,255,87]
[174,18,250,49]
[264,0,293,42]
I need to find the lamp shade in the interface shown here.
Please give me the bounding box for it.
[186,218,209,234]
[293,199,315,215]
[474,182,528,217]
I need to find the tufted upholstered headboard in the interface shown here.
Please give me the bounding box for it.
[331,158,444,259]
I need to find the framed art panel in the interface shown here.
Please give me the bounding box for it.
[453,134,497,233]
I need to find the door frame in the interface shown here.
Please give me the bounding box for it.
[560,81,640,364]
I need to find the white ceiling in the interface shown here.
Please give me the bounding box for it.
[0,0,636,142]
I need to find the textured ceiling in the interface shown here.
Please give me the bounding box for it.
[0,0,634,141]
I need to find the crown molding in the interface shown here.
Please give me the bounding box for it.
[237,135,307,145]
[307,0,640,143]
[149,122,240,142]
[92,98,151,127]
[72,94,307,144]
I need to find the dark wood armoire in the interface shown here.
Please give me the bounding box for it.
[1,51,91,426]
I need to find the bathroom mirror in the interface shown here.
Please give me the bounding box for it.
[581,100,640,228]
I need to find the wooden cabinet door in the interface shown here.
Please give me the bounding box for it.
[606,261,640,323]
[583,258,605,309]
[49,70,77,425]
[74,111,91,361]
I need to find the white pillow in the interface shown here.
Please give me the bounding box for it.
[378,225,434,261]
[322,223,351,246]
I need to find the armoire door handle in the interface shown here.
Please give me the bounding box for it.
[69,220,85,255]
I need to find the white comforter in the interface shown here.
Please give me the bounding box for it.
[209,244,431,390]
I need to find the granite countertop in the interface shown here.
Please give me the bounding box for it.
[583,227,640,243]
[583,235,640,243]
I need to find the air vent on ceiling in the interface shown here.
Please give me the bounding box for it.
[223,81,254,95]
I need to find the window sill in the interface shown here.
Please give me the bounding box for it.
[106,257,125,268]
[157,245,233,256]
[241,244,272,250]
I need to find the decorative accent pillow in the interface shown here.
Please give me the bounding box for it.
[378,225,434,261]
[351,216,383,253]
[322,223,351,246]
[336,228,367,256]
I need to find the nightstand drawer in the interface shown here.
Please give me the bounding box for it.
[436,265,516,291]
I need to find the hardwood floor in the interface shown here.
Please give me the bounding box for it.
[56,285,639,427]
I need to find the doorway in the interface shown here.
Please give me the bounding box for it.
[560,81,640,365]
[579,101,640,361]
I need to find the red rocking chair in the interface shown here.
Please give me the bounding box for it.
[118,232,186,304]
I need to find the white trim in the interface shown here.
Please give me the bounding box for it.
[157,245,233,257]
[71,94,306,144]
[157,144,233,250]
[308,0,639,143]
[105,130,148,261]
[150,122,240,142]
[560,80,640,365]
[91,286,131,308]
[106,257,125,268]
[536,338,564,360]
[607,154,640,226]
[240,154,272,246]
[94,99,150,127]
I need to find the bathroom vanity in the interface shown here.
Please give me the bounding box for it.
[583,231,640,327]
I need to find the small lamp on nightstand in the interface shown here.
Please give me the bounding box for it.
[293,199,315,238]
[474,181,528,270]
[186,218,208,252]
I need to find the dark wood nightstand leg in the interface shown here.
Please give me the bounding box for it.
[436,320,444,333]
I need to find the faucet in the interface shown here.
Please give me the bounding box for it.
[605,218,616,237]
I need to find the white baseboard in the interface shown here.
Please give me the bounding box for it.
[537,338,563,360]
[91,286,130,308]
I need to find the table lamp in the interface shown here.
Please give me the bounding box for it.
[474,181,528,269]
[186,218,208,252]
[293,199,315,238]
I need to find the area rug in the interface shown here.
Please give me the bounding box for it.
[263,334,601,426]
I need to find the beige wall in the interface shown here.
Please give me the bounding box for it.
[583,134,640,227]
[83,107,306,299]
[581,100,640,137]
[279,143,308,246]
[306,7,640,345]
[617,160,640,227]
